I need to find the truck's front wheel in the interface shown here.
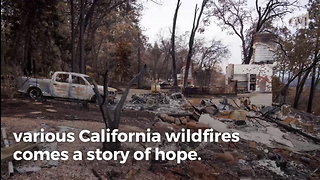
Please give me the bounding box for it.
[28,88,43,100]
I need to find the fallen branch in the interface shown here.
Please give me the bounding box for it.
[230,98,240,108]
[185,99,202,114]
[166,112,193,117]
[248,115,320,144]
[265,115,320,144]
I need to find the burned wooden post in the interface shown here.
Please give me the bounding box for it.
[92,64,147,151]
[1,128,14,176]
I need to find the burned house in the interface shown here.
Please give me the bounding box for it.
[225,64,273,93]
[225,33,276,105]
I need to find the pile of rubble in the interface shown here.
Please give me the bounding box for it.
[147,95,320,179]
[125,92,192,115]
[2,93,319,179]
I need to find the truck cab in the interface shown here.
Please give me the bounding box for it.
[17,71,117,103]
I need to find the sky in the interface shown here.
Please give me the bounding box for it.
[139,0,309,72]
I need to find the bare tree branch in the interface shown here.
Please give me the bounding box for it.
[113,64,147,128]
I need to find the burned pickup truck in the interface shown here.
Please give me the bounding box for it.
[16,71,117,103]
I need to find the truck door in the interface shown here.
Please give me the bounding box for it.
[70,75,89,100]
[52,73,70,98]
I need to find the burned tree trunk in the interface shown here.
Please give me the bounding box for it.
[293,68,311,108]
[92,65,147,151]
[137,33,142,89]
[307,65,317,113]
[79,0,86,74]
[275,58,320,105]
[70,0,77,72]
[170,0,181,92]
[307,34,320,112]
[183,0,207,88]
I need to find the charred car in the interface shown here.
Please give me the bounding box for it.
[16,71,117,103]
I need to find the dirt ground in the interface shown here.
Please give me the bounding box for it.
[1,95,320,180]
[1,96,156,128]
